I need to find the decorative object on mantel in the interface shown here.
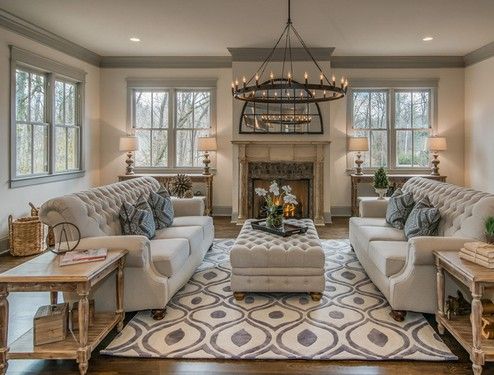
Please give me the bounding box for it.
[119,136,139,175]
[254,181,298,229]
[459,241,494,268]
[485,216,494,244]
[427,136,447,176]
[8,203,46,257]
[172,174,193,198]
[373,167,389,199]
[33,303,69,346]
[445,291,471,320]
[197,136,217,175]
[348,137,369,175]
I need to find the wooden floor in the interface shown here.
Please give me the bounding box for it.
[1,217,490,375]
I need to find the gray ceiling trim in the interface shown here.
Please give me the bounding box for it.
[331,56,465,69]
[228,47,334,62]
[100,56,232,68]
[0,8,101,66]
[464,41,494,66]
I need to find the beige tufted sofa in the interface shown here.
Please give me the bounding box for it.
[350,177,494,315]
[39,177,214,312]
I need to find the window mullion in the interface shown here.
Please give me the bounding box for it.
[389,89,395,169]
[170,89,175,168]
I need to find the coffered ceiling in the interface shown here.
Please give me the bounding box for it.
[0,0,493,57]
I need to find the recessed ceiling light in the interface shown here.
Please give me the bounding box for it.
[422,36,434,42]
[129,37,141,42]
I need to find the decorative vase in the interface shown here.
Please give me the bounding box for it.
[375,188,388,200]
[266,212,284,229]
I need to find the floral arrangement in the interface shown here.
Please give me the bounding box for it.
[255,181,298,228]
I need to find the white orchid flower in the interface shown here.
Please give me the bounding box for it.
[281,185,292,194]
[283,194,298,205]
[255,188,268,196]
[269,181,280,196]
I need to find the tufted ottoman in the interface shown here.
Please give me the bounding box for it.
[230,219,325,301]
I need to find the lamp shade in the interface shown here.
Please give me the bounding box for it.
[348,137,369,152]
[119,136,139,152]
[427,136,447,151]
[197,137,217,152]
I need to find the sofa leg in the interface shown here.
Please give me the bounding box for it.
[233,292,245,301]
[310,292,323,302]
[390,309,407,322]
[151,308,167,320]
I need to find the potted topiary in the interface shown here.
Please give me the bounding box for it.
[485,216,494,244]
[373,167,389,200]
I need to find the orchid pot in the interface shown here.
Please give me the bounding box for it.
[255,181,299,229]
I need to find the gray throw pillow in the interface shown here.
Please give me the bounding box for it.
[385,188,415,230]
[148,187,174,229]
[404,196,440,240]
[119,195,156,239]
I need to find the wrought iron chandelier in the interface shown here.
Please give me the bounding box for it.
[231,0,348,105]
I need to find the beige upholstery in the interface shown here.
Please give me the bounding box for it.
[230,219,325,294]
[39,177,214,312]
[350,177,494,314]
[359,197,389,218]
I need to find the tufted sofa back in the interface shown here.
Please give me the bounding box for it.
[402,177,494,240]
[39,177,160,239]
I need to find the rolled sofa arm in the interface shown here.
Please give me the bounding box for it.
[408,236,474,265]
[172,197,205,217]
[76,235,151,267]
[359,197,389,218]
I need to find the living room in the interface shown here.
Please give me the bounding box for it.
[0,0,493,374]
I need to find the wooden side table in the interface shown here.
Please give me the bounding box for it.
[119,173,214,216]
[0,249,127,375]
[350,174,446,216]
[434,250,494,375]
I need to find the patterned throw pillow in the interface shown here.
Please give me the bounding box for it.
[385,188,415,230]
[148,187,174,229]
[119,195,156,239]
[404,196,441,240]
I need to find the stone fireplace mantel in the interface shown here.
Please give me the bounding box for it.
[232,140,330,226]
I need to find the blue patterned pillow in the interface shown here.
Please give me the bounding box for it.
[119,195,156,239]
[404,197,441,240]
[385,188,415,230]
[148,187,174,229]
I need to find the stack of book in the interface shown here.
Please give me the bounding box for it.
[59,248,108,267]
[459,242,494,268]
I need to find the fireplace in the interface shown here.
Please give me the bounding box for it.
[248,162,313,220]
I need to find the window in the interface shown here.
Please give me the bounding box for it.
[348,81,436,171]
[11,46,86,187]
[129,79,215,170]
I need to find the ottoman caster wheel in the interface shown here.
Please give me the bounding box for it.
[151,308,167,320]
[310,292,322,302]
[233,292,246,301]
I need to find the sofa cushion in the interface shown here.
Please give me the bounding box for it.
[155,225,203,254]
[171,216,214,238]
[386,188,415,230]
[354,225,407,253]
[150,239,189,277]
[368,241,408,277]
[349,217,389,227]
[119,196,155,239]
[148,187,174,229]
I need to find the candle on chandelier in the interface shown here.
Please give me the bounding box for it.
[242,77,246,89]
[235,79,239,91]
[287,72,292,85]
[320,73,324,85]
[323,90,327,98]
[304,72,308,85]
[255,74,259,87]
[340,77,345,89]
[270,72,274,84]
[332,75,336,86]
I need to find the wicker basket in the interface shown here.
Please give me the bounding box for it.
[8,204,46,257]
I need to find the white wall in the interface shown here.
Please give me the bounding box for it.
[465,56,494,193]
[0,28,100,248]
[98,67,233,210]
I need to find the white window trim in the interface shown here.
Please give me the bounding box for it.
[126,78,217,173]
[346,78,438,174]
[10,46,86,188]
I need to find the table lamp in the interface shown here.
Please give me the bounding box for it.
[348,137,369,175]
[119,136,139,175]
[197,137,217,175]
[427,136,447,176]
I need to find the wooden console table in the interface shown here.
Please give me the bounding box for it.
[434,250,494,375]
[0,249,127,375]
[119,174,214,216]
[350,174,446,216]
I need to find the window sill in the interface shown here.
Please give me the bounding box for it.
[134,167,215,175]
[10,170,85,188]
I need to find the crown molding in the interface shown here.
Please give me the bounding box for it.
[100,55,231,68]
[464,41,494,66]
[228,47,334,62]
[0,8,101,66]
[331,56,465,69]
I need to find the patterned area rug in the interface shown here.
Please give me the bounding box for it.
[102,239,456,361]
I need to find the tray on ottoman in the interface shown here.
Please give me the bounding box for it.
[251,219,307,237]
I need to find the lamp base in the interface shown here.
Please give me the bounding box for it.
[202,152,211,175]
[430,153,440,176]
[125,152,135,175]
[354,153,364,175]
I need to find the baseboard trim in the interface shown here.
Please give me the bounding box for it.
[213,206,232,217]
[330,206,352,217]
